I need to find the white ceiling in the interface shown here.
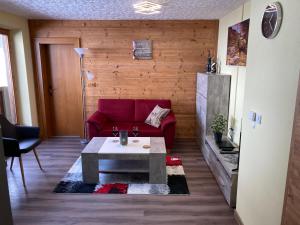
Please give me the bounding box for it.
[0,0,247,20]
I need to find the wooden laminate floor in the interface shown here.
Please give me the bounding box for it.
[7,138,237,225]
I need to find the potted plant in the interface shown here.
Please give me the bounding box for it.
[211,114,227,143]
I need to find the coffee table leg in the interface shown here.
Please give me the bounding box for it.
[149,153,167,184]
[81,153,99,184]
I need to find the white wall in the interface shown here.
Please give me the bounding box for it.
[0,11,38,125]
[237,0,300,225]
[217,2,251,144]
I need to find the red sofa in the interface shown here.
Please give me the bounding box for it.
[87,99,176,149]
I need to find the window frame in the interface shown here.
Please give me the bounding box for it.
[0,27,18,123]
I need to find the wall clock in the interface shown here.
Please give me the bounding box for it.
[261,2,283,39]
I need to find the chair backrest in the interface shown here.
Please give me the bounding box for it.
[0,114,17,138]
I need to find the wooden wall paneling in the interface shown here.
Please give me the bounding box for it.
[281,72,300,225]
[29,20,219,138]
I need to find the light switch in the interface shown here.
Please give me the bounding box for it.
[248,111,256,121]
[248,111,262,128]
[256,114,262,125]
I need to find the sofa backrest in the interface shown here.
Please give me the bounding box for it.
[134,99,171,122]
[98,99,172,122]
[98,99,135,122]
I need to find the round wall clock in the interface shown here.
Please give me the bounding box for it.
[261,2,283,39]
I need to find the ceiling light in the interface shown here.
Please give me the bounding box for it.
[133,1,162,15]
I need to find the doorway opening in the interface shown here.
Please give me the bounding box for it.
[34,38,83,138]
[0,29,17,124]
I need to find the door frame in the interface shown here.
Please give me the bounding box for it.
[33,37,83,138]
[281,71,300,224]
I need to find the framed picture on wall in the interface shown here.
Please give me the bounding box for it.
[226,19,250,66]
[132,40,152,60]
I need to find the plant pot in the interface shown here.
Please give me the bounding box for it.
[213,132,223,143]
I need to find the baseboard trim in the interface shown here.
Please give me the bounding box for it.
[234,210,244,225]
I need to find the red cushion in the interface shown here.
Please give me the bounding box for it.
[134,99,171,122]
[132,123,163,137]
[166,156,182,166]
[98,99,135,122]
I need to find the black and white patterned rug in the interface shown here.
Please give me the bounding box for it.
[54,156,189,195]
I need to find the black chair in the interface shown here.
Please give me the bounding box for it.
[0,115,43,187]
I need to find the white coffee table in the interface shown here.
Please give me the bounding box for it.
[81,137,167,184]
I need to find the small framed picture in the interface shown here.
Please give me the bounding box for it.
[133,40,152,60]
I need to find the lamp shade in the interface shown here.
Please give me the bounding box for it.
[86,71,95,80]
[74,48,88,57]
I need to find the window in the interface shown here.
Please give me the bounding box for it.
[0,30,17,123]
[0,35,9,87]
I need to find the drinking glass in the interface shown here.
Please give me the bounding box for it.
[132,126,139,143]
[112,126,119,142]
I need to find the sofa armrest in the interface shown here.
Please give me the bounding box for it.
[160,112,176,150]
[16,126,40,139]
[87,111,110,130]
[160,112,176,131]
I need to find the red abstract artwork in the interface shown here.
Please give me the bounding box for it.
[226,19,250,66]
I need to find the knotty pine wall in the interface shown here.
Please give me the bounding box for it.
[29,20,219,138]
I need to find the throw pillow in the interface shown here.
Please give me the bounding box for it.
[145,105,170,128]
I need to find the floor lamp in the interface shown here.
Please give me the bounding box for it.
[74,48,94,144]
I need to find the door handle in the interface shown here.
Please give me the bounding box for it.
[48,86,54,96]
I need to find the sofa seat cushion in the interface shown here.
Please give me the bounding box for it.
[133,123,163,137]
[100,122,133,136]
